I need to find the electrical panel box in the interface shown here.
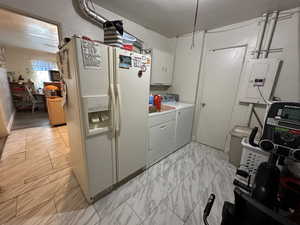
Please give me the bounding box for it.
[239,58,282,104]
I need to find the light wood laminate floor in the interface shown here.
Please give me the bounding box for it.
[0,125,100,225]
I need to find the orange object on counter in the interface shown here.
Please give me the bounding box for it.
[44,85,59,90]
[154,95,162,111]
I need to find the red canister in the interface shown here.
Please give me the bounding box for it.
[154,95,162,111]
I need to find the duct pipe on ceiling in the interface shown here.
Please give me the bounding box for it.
[263,10,280,58]
[76,0,144,47]
[255,12,270,59]
[77,0,107,26]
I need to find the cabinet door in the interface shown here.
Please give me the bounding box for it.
[164,52,174,85]
[151,48,164,85]
[176,107,194,149]
[151,49,173,85]
[148,120,175,165]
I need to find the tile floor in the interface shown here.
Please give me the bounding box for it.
[0,125,236,225]
[12,111,50,130]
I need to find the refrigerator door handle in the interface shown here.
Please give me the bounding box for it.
[110,83,117,132]
[115,83,122,133]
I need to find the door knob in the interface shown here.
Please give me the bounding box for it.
[201,102,206,107]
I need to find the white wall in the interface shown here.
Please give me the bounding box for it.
[171,8,300,150]
[5,45,57,81]
[5,46,56,80]
[169,31,204,103]
[0,0,175,53]
[0,68,14,136]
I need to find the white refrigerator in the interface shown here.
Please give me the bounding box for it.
[57,37,151,202]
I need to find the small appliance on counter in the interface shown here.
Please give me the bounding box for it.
[161,93,179,103]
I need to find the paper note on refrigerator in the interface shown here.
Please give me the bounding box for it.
[81,39,102,69]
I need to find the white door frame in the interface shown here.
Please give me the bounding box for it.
[195,44,248,150]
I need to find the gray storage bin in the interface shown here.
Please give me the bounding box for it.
[229,126,253,167]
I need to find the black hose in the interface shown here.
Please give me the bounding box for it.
[203,194,216,225]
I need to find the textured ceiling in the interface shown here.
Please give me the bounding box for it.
[0,8,59,53]
[94,0,300,37]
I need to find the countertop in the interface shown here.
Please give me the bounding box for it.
[149,102,194,117]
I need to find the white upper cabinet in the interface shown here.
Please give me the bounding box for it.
[151,48,174,85]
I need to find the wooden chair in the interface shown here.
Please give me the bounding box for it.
[24,86,44,113]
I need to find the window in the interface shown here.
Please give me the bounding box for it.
[31,60,57,71]
[31,60,57,90]
[34,71,51,90]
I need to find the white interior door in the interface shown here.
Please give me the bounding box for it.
[197,46,246,150]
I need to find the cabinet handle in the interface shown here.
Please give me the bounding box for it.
[160,125,167,129]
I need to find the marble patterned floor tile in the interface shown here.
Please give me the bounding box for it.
[186,165,230,225]
[54,186,100,225]
[157,155,174,173]
[56,205,100,225]
[184,201,219,225]
[137,163,163,186]
[143,200,183,225]
[167,147,189,164]
[183,149,204,171]
[127,175,171,221]
[201,170,234,223]
[204,147,229,167]
[160,155,193,189]
[189,157,219,191]
[165,172,205,222]
[0,198,17,224]
[98,202,141,225]
[94,177,142,219]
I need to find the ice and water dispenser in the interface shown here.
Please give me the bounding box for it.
[83,95,111,136]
